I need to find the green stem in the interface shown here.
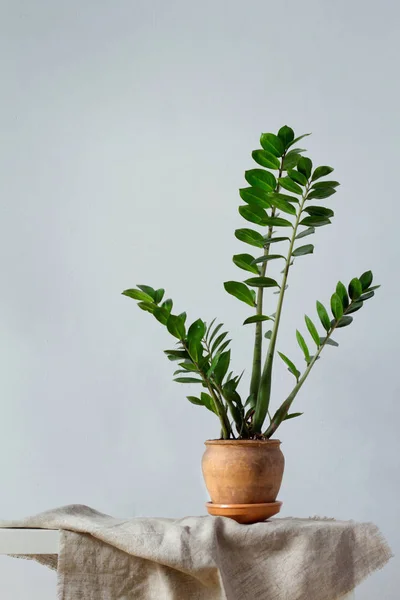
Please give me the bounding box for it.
[206,381,232,439]
[249,219,274,398]
[216,377,251,438]
[202,337,234,436]
[263,301,357,438]
[249,158,285,400]
[253,182,310,433]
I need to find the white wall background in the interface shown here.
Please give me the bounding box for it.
[0,0,398,597]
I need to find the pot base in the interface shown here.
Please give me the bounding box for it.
[205,501,282,524]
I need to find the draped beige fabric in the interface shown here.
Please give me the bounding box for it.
[1,505,392,600]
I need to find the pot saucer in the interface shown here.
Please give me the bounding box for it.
[205,501,282,524]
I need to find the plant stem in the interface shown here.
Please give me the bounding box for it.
[249,218,274,398]
[253,182,310,433]
[206,381,232,439]
[249,158,285,400]
[263,300,358,438]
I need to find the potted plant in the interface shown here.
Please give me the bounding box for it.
[123,125,379,523]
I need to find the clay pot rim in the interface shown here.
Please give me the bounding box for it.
[205,439,281,447]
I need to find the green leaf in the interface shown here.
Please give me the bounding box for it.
[312,166,334,181]
[187,319,206,361]
[224,281,256,307]
[207,353,220,377]
[153,306,169,325]
[336,281,349,309]
[178,312,187,323]
[264,330,272,339]
[244,277,279,288]
[296,330,311,363]
[331,293,344,320]
[187,395,203,406]
[263,236,290,245]
[174,377,203,384]
[284,412,304,420]
[162,298,173,313]
[296,227,315,239]
[245,393,256,408]
[288,169,308,186]
[178,362,198,372]
[359,270,373,291]
[305,315,320,346]
[137,285,156,299]
[209,322,223,345]
[278,351,300,380]
[304,206,334,218]
[307,187,337,200]
[359,291,375,301]
[252,254,285,264]
[214,350,231,385]
[282,149,305,170]
[346,301,363,314]
[267,193,297,215]
[205,319,215,340]
[316,301,331,331]
[235,228,264,248]
[243,315,271,325]
[277,125,295,148]
[260,133,285,157]
[278,177,303,195]
[297,157,313,179]
[300,216,331,227]
[239,187,271,209]
[122,288,154,303]
[137,302,156,313]
[321,337,339,347]
[268,191,299,204]
[166,314,186,340]
[292,244,314,257]
[211,332,228,354]
[361,285,380,294]
[164,349,189,361]
[244,169,276,192]
[232,253,260,274]
[218,339,231,355]
[334,316,353,328]
[348,278,362,300]
[239,204,268,226]
[288,133,311,148]
[311,180,340,189]
[200,392,218,414]
[263,216,293,227]
[222,383,243,426]
[252,149,280,170]
[154,289,165,304]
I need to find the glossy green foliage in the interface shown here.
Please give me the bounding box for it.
[123,125,380,440]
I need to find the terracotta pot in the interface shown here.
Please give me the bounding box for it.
[202,439,284,505]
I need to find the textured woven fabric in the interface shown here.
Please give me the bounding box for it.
[1,505,392,600]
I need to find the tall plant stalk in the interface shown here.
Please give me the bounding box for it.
[249,160,285,400]
[253,184,309,432]
[249,244,270,399]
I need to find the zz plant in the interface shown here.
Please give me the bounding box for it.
[123,125,379,440]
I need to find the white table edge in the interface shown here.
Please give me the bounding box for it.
[0,528,59,554]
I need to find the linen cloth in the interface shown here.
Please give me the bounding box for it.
[1,504,392,600]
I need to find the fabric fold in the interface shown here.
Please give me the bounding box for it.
[0,505,392,600]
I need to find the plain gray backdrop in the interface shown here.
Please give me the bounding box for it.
[0,0,398,598]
